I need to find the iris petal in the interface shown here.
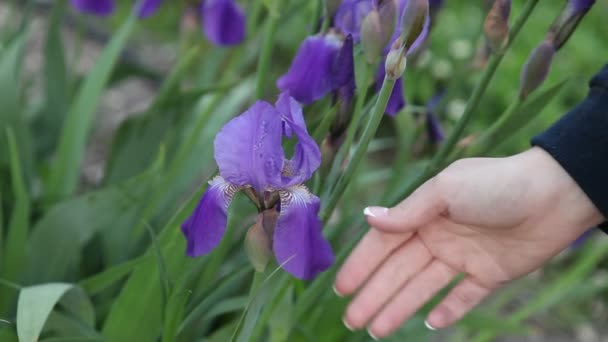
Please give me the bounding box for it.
[71,0,115,16]
[275,93,321,186]
[181,177,239,257]
[201,0,246,46]
[277,35,342,104]
[137,0,162,18]
[214,101,284,193]
[334,0,374,42]
[273,187,334,280]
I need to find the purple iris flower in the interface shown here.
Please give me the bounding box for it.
[277,33,354,105]
[334,0,374,42]
[70,0,115,16]
[70,0,160,18]
[200,0,246,46]
[181,93,334,280]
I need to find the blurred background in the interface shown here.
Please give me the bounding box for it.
[0,1,607,341]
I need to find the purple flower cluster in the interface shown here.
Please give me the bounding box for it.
[278,0,431,115]
[70,0,246,46]
[182,93,334,280]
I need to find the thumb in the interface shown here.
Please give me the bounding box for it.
[364,177,447,233]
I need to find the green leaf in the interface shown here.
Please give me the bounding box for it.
[16,283,80,342]
[24,165,158,283]
[460,310,530,334]
[101,192,200,342]
[232,265,286,342]
[479,79,568,155]
[44,311,101,340]
[32,1,70,156]
[78,256,147,296]
[0,128,30,313]
[161,289,192,342]
[47,15,137,200]
[0,33,32,177]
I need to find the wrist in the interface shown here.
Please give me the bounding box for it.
[517,147,605,234]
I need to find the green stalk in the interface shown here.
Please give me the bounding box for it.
[388,0,539,205]
[256,10,281,99]
[321,77,396,222]
[324,63,375,196]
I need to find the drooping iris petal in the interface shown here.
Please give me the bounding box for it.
[334,0,374,42]
[277,35,342,104]
[275,94,321,187]
[273,187,334,280]
[182,177,239,257]
[201,0,246,46]
[136,0,162,18]
[214,101,284,193]
[332,34,356,102]
[71,0,115,16]
[377,63,406,116]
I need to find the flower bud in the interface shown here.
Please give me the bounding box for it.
[519,39,555,100]
[245,214,273,272]
[399,0,430,54]
[551,0,596,50]
[385,47,407,80]
[361,0,398,64]
[483,0,511,53]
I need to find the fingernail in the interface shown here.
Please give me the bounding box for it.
[332,285,344,298]
[367,328,380,340]
[343,318,354,331]
[424,320,437,331]
[363,206,389,218]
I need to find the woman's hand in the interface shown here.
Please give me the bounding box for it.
[334,147,604,339]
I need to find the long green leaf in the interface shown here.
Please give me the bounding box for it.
[25,164,158,283]
[47,15,137,200]
[0,33,32,176]
[0,128,30,314]
[33,1,70,156]
[78,256,147,296]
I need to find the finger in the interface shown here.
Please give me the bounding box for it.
[334,228,413,297]
[364,177,447,233]
[425,277,493,330]
[368,260,457,339]
[343,236,432,330]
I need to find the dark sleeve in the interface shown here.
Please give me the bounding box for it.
[531,64,608,230]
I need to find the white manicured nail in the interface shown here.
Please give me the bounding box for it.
[332,285,344,298]
[343,318,354,331]
[367,328,380,340]
[425,320,437,331]
[363,206,388,218]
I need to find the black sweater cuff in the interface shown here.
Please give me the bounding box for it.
[531,64,608,230]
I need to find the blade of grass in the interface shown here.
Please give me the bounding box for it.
[0,128,30,314]
[47,15,137,201]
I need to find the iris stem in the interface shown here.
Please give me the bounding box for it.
[321,76,396,222]
[324,62,375,199]
[387,0,540,206]
[255,9,281,99]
